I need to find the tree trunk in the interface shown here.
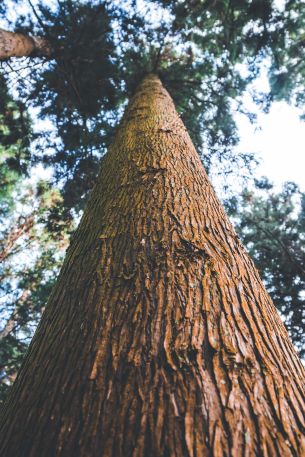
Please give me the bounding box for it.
[0,74,304,457]
[0,215,34,263]
[0,28,51,59]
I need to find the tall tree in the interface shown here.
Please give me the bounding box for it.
[0,74,304,456]
[0,0,263,398]
[0,0,261,214]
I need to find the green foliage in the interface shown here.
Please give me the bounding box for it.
[226,179,305,357]
[268,1,305,114]
[9,0,142,212]
[0,74,31,177]
[0,334,27,401]
[0,179,74,404]
[3,0,268,214]
[160,0,275,56]
[2,0,304,210]
[0,76,74,404]
[157,0,305,168]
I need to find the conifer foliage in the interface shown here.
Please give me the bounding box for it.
[227,179,305,357]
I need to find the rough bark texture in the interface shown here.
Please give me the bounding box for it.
[0,28,51,59]
[0,74,305,456]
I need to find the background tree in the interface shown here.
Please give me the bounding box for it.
[0,74,74,402]
[226,178,305,357]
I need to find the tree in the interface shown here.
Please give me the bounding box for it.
[0,0,137,213]
[0,1,144,400]
[0,181,73,403]
[0,74,73,402]
[0,74,304,456]
[1,0,305,452]
[0,0,264,396]
[0,73,32,399]
[0,0,261,215]
[268,0,305,116]
[2,0,302,215]
[226,179,305,358]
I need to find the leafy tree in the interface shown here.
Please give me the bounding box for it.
[0,73,31,400]
[2,0,152,213]
[2,0,301,214]
[0,0,263,215]
[268,1,305,113]
[226,178,305,357]
[0,74,74,402]
[0,180,74,402]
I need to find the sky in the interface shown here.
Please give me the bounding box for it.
[236,102,305,191]
[232,60,305,192]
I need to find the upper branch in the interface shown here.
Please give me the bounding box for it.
[0,28,52,60]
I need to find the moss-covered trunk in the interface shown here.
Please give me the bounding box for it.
[0,74,304,456]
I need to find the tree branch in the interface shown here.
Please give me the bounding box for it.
[0,28,52,60]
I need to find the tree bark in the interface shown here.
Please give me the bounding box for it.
[0,28,52,59]
[0,74,304,456]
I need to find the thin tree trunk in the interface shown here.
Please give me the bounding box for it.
[0,290,30,341]
[0,28,51,59]
[0,215,34,263]
[0,74,304,456]
[0,309,18,341]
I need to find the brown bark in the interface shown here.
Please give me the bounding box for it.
[0,28,52,59]
[0,74,304,456]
